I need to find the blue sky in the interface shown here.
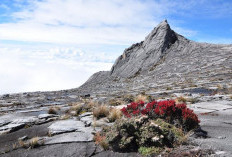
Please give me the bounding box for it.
[0,0,232,94]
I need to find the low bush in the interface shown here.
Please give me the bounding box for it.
[99,117,184,153]
[95,99,200,155]
[120,99,199,131]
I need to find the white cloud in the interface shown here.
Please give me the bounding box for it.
[0,0,199,45]
[0,0,162,45]
[0,47,114,94]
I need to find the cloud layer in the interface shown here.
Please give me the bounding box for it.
[0,46,116,94]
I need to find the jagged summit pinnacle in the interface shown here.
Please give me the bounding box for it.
[158,19,168,26]
[110,20,178,78]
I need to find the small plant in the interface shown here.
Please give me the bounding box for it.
[138,147,163,156]
[60,114,71,120]
[135,94,148,103]
[166,87,172,90]
[70,103,83,116]
[108,99,122,106]
[28,137,40,148]
[94,132,109,150]
[12,143,17,150]
[108,108,122,122]
[176,96,187,103]
[93,105,110,119]
[18,140,26,148]
[48,107,57,114]
[217,84,222,89]
[18,137,42,149]
[123,94,135,103]
[85,101,95,111]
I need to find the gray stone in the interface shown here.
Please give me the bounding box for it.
[45,131,94,144]
[0,123,25,133]
[48,119,85,135]
[191,101,232,111]
[11,116,38,124]
[80,115,93,127]
[1,143,96,157]
[0,120,11,127]
[38,114,58,119]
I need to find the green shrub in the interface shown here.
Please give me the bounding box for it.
[101,117,184,153]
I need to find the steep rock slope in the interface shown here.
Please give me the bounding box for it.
[111,20,178,78]
[78,20,232,95]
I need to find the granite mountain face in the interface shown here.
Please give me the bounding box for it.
[78,20,232,95]
[110,20,178,78]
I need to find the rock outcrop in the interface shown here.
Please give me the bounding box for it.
[78,20,232,95]
[111,20,178,78]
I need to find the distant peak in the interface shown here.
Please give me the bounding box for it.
[156,19,170,29]
[160,19,168,25]
[144,19,174,44]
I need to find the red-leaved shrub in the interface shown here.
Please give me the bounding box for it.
[121,100,200,131]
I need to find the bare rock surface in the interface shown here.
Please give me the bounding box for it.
[48,119,85,135]
[190,100,232,156]
[80,115,93,126]
[0,122,51,154]
[1,142,96,157]
[45,131,94,144]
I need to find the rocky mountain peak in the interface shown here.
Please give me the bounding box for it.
[79,20,231,96]
[110,20,178,78]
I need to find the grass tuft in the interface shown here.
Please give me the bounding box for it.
[94,132,109,150]
[48,107,58,114]
[176,96,187,103]
[108,108,122,122]
[93,105,110,119]
[135,94,148,103]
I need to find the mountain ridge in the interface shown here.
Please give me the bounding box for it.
[78,20,232,95]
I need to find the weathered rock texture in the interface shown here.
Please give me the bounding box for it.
[77,20,232,95]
